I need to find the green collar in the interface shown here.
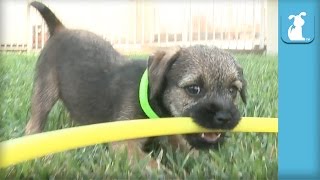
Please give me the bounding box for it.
[139,69,160,119]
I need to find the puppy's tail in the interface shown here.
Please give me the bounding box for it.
[30,1,65,36]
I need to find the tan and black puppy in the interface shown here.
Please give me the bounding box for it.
[26,1,247,161]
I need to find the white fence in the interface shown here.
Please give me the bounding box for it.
[1,0,267,52]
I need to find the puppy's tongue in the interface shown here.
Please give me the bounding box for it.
[201,133,221,142]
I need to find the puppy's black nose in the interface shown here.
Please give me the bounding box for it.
[213,111,231,125]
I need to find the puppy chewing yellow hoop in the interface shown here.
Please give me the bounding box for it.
[0,117,277,168]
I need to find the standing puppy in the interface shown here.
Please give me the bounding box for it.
[26,1,247,162]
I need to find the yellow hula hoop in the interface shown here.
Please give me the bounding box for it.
[0,117,277,168]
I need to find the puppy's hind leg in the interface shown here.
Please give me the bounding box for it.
[25,68,59,135]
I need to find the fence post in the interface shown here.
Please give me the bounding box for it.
[266,0,278,54]
[27,0,32,52]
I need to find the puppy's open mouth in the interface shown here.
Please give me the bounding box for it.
[185,132,225,150]
[200,132,221,142]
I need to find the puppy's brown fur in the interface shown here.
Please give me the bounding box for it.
[26,1,247,165]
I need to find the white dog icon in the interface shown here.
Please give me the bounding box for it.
[288,12,307,41]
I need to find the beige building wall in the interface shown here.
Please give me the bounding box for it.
[0,0,278,54]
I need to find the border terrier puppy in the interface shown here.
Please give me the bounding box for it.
[26,1,247,164]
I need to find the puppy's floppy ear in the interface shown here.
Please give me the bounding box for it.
[236,63,247,104]
[148,47,181,99]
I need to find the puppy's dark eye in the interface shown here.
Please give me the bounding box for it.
[229,86,238,97]
[185,85,201,96]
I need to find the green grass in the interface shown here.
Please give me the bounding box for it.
[0,52,278,179]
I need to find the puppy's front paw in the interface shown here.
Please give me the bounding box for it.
[25,119,42,135]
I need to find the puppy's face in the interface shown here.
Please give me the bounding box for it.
[148,45,247,150]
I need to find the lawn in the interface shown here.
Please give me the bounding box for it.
[0,52,278,179]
